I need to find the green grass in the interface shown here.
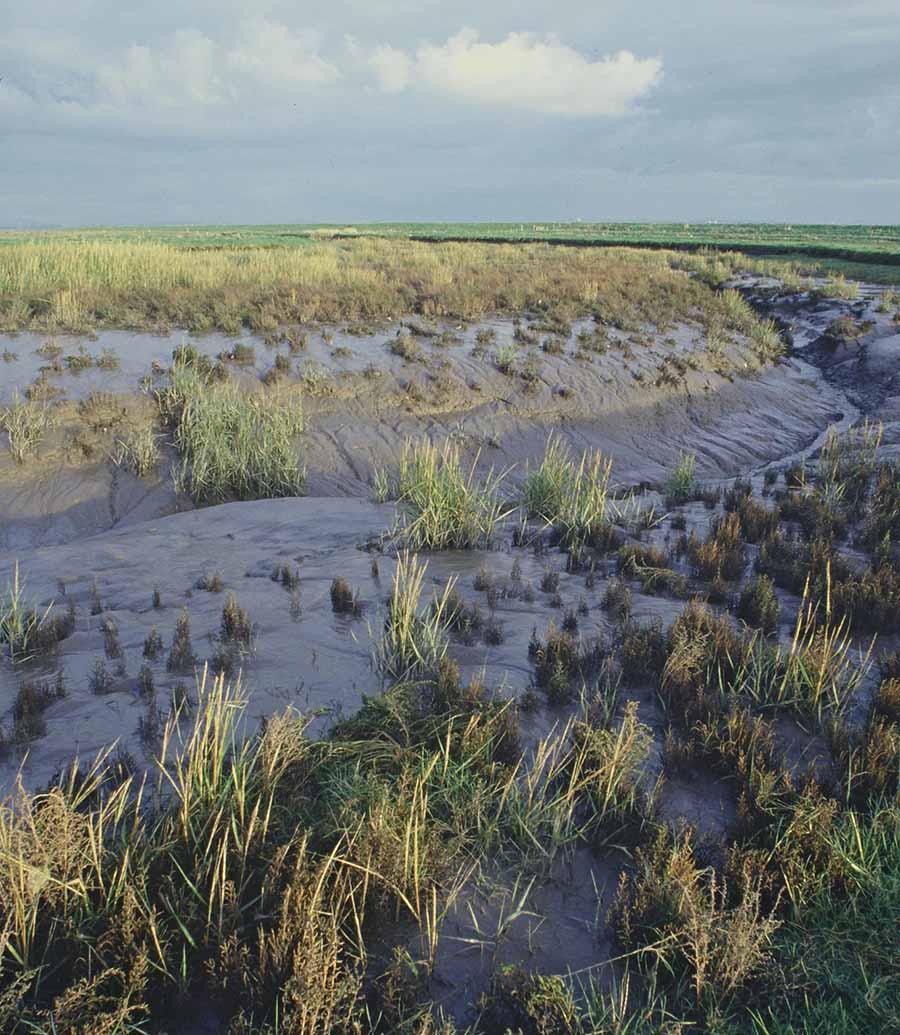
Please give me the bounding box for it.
[158,362,305,504]
[522,435,618,550]
[3,222,899,269]
[388,438,513,551]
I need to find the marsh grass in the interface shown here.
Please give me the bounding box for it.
[111,426,160,478]
[665,450,697,504]
[0,392,55,463]
[0,238,756,334]
[375,553,454,683]
[159,364,305,504]
[0,590,893,1033]
[0,562,53,664]
[522,436,619,550]
[391,438,512,550]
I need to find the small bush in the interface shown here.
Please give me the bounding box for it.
[621,620,668,683]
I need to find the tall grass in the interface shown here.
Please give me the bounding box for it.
[731,571,872,723]
[665,450,697,503]
[158,364,305,503]
[111,426,160,478]
[391,438,512,550]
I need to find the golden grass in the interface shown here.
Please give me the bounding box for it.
[0,237,772,333]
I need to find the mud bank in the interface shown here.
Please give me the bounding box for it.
[1,306,849,550]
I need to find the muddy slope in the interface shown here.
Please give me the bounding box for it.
[2,311,848,550]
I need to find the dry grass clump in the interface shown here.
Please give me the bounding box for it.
[111,426,160,478]
[0,392,55,463]
[612,829,782,1015]
[389,438,511,550]
[617,542,687,596]
[159,362,305,504]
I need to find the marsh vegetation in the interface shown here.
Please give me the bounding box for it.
[0,235,898,1033]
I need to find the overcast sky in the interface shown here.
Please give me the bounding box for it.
[2,0,899,227]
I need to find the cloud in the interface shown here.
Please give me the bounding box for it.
[368,45,413,93]
[369,29,662,117]
[92,19,338,110]
[226,20,339,90]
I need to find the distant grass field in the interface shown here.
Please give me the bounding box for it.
[2,221,900,273]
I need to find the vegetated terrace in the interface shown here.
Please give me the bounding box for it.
[0,236,807,334]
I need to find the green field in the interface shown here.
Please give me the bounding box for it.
[2,222,900,282]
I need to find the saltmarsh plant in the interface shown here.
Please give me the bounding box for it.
[375,553,455,683]
[821,272,860,300]
[733,573,873,724]
[522,435,618,550]
[111,425,160,478]
[390,438,512,550]
[817,419,883,509]
[665,450,697,504]
[0,391,55,463]
[0,562,53,664]
[159,363,305,504]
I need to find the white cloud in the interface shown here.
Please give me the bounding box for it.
[96,30,225,107]
[368,45,412,93]
[92,19,338,110]
[226,20,339,89]
[369,29,662,117]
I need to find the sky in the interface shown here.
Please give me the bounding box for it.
[2,0,899,227]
